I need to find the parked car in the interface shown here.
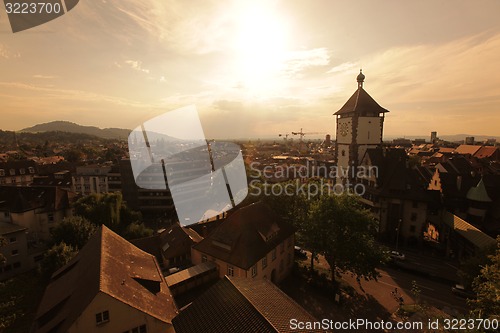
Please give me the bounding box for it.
[167,267,180,275]
[294,246,307,259]
[451,284,476,299]
[386,251,405,261]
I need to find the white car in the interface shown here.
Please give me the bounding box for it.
[388,251,405,261]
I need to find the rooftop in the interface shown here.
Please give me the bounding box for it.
[33,225,178,333]
[334,72,389,116]
[192,202,295,270]
[172,276,318,333]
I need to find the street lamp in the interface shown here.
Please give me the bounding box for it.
[396,218,402,252]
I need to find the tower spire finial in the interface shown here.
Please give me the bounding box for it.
[357,69,365,89]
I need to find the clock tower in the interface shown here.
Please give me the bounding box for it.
[334,70,389,181]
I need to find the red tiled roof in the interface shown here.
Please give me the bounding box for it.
[455,145,481,156]
[474,146,498,159]
[33,226,178,333]
[438,148,455,154]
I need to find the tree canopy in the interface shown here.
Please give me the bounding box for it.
[470,236,500,319]
[254,179,386,285]
[308,194,385,285]
[72,192,151,240]
[39,242,77,281]
[49,216,97,250]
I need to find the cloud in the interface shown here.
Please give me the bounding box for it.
[0,44,20,59]
[281,48,331,77]
[123,60,150,74]
[33,75,57,79]
[0,81,157,108]
[327,62,356,74]
[355,32,500,135]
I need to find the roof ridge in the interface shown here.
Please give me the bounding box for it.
[98,226,105,292]
[229,277,316,330]
[225,277,279,333]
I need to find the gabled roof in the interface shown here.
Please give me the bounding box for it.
[334,87,389,116]
[131,222,204,263]
[192,202,295,270]
[474,146,498,159]
[33,226,178,333]
[466,178,492,202]
[442,212,496,250]
[172,276,318,333]
[361,148,438,202]
[438,147,456,154]
[159,223,203,259]
[455,145,482,156]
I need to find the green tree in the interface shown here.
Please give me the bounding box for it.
[255,181,317,269]
[73,192,123,227]
[458,247,495,290]
[64,148,83,163]
[49,216,97,250]
[411,280,422,311]
[470,236,500,319]
[308,193,386,290]
[39,242,77,280]
[73,192,142,235]
[122,222,154,240]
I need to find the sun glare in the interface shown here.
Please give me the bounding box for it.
[233,6,289,92]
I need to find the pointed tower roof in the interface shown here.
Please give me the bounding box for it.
[466,178,492,202]
[334,70,389,116]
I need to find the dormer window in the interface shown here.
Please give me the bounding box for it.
[19,168,25,175]
[0,169,4,176]
[9,169,15,176]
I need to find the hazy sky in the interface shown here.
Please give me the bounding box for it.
[1,0,500,139]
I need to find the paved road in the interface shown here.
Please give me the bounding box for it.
[306,249,469,316]
[343,266,469,315]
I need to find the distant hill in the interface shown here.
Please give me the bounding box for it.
[21,121,131,140]
[385,134,500,143]
[438,134,500,143]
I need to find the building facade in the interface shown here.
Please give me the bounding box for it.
[191,202,295,284]
[334,70,388,182]
[0,160,37,185]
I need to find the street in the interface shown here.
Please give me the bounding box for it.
[343,267,469,315]
[308,249,470,316]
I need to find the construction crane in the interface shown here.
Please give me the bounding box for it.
[291,128,325,143]
[278,133,290,140]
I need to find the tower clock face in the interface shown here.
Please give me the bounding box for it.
[339,122,349,136]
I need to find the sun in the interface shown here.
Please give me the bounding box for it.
[232,6,289,92]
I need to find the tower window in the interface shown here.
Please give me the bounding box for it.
[342,150,346,157]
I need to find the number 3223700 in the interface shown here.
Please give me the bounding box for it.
[5,2,62,14]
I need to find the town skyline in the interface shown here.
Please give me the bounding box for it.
[1,0,500,138]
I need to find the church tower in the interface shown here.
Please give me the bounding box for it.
[334,70,389,181]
